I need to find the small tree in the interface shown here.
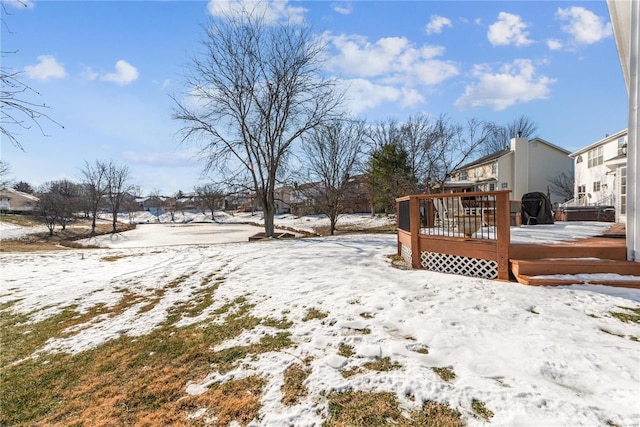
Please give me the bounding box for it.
[0,161,11,188]
[548,171,574,202]
[366,142,414,214]
[163,196,177,222]
[105,161,132,233]
[195,183,224,220]
[301,118,366,235]
[80,160,108,236]
[36,180,79,235]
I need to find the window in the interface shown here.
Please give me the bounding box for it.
[489,183,495,191]
[577,184,586,199]
[473,169,478,178]
[593,181,601,192]
[618,137,627,156]
[576,155,583,164]
[587,146,603,168]
[501,182,508,189]
[491,163,497,175]
[460,171,468,180]
[621,167,626,215]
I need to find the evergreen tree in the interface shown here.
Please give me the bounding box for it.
[366,142,415,214]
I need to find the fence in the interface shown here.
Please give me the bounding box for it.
[396,191,511,280]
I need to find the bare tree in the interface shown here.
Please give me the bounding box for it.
[36,180,79,235]
[481,115,538,155]
[301,118,367,235]
[80,160,108,236]
[548,171,574,202]
[1,2,63,150]
[173,6,342,237]
[195,183,224,220]
[163,195,178,222]
[49,179,80,230]
[430,117,496,190]
[105,161,132,233]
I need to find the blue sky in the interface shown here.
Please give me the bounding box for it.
[1,0,628,194]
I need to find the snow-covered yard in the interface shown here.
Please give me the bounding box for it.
[1,215,639,425]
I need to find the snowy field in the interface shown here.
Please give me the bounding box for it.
[1,215,640,425]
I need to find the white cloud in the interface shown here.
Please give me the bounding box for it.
[332,2,352,15]
[487,12,533,47]
[454,59,555,111]
[546,39,563,51]
[325,33,458,85]
[207,0,307,25]
[81,66,99,81]
[556,6,612,45]
[426,15,452,35]
[101,60,139,86]
[23,55,67,81]
[339,78,423,114]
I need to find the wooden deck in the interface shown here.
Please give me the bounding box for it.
[397,192,638,289]
[509,225,640,288]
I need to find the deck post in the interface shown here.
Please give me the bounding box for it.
[496,191,511,280]
[409,196,421,269]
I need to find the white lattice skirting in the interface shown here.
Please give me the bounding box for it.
[420,251,498,279]
[401,244,412,265]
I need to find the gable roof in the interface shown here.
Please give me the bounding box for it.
[569,128,628,157]
[0,188,40,202]
[456,149,511,171]
[456,137,570,172]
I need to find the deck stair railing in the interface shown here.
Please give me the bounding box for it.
[396,191,511,280]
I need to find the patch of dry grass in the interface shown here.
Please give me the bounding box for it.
[363,357,402,372]
[302,307,328,321]
[337,343,355,358]
[471,399,493,421]
[281,363,311,405]
[0,289,283,426]
[610,306,640,324]
[432,367,456,382]
[325,391,464,426]
[0,219,134,253]
[0,214,40,227]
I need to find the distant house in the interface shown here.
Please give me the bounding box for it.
[444,137,574,206]
[0,188,39,213]
[568,129,628,223]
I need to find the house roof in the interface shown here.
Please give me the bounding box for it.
[456,149,510,171]
[455,137,570,172]
[569,128,628,157]
[0,188,40,202]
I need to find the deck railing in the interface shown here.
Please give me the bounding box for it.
[396,191,511,280]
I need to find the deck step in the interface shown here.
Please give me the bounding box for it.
[510,258,640,287]
[514,274,640,288]
[510,240,627,261]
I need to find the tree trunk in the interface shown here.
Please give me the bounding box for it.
[91,215,97,236]
[329,215,337,235]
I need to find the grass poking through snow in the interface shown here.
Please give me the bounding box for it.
[610,306,640,324]
[281,363,311,405]
[325,391,463,426]
[472,399,494,421]
[0,278,292,426]
[302,307,328,321]
[432,367,456,382]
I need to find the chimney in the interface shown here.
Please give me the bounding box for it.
[510,136,529,201]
